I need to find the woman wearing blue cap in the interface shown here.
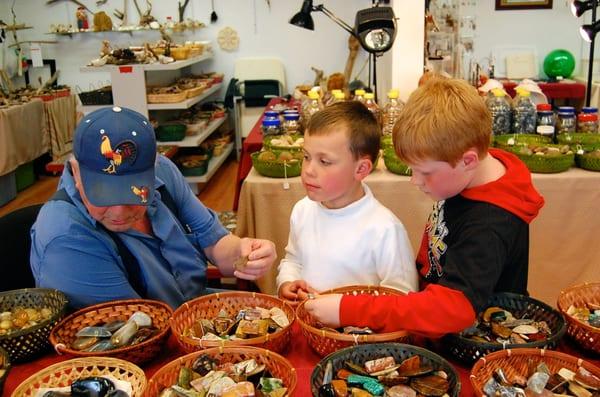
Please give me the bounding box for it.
[30,107,277,309]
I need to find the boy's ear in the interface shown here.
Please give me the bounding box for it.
[355,157,373,180]
[461,149,479,171]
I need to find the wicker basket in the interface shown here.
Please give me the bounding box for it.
[508,145,574,173]
[184,85,206,99]
[11,356,147,397]
[470,348,600,397]
[383,147,412,176]
[49,299,173,365]
[0,288,68,363]
[311,342,461,397]
[575,151,600,171]
[147,90,187,104]
[493,134,552,151]
[0,346,11,395]
[557,282,600,354]
[145,346,297,397]
[170,291,295,354]
[262,134,304,151]
[442,292,567,365]
[557,132,600,151]
[251,151,302,178]
[296,285,411,357]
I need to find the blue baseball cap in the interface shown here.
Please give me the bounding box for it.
[73,106,157,206]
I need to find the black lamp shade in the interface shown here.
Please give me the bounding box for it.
[580,19,600,41]
[290,0,315,31]
[354,6,397,54]
[571,0,593,17]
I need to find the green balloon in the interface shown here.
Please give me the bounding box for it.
[543,49,575,78]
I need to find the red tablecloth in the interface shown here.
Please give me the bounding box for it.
[501,80,585,100]
[3,323,599,396]
[233,97,300,210]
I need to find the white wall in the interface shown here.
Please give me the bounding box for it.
[0,1,594,99]
[471,1,584,79]
[0,0,381,95]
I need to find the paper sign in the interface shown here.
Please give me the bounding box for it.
[30,43,43,67]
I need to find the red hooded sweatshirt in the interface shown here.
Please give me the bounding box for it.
[339,149,545,338]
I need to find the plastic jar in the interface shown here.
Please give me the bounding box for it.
[261,118,281,136]
[578,107,599,133]
[536,110,555,137]
[557,111,576,135]
[282,113,301,135]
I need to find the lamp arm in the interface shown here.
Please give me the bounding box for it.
[314,4,356,36]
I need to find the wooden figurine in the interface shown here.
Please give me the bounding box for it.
[76,6,89,30]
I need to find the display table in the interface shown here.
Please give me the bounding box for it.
[3,323,598,397]
[501,80,585,104]
[233,97,299,210]
[0,100,48,177]
[236,162,600,303]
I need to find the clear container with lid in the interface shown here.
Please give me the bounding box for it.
[512,88,536,134]
[578,106,599,133]
[282,113,301,135]
[382,89,405,136]
[354,89,366,103]
[486,88,512,135]
[363,92,382,128]
[557,111,576,135]
[261,118,282,136]
[303,90,323,124]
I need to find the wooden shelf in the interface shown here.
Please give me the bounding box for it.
[157,117,225,147]
[185,143,233,184]
[147,83,222,111]
[80,53,213,73]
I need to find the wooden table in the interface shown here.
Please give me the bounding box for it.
[237,162,600,304]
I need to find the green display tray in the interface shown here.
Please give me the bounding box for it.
[494,134,552,151]
[508,144,574,173]
[575,151,600,171]
[383,147,412,176]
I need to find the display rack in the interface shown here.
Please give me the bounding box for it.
[81,51,235,188]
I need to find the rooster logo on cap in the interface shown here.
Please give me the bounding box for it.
[131,185,149,203]
[100,136,137,174]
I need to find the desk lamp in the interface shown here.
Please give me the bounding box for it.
[289,0,397,101]
[571,0,599,106]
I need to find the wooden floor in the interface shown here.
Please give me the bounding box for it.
[0,157,239,217]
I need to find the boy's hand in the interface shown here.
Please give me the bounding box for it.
[279,280,314,301]
[304,293,343,328]
[235,238,276,280]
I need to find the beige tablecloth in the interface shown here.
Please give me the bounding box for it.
[236,163,600,305]
[0,100,47,176]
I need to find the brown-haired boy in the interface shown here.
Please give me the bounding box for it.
[277,101,418,301]
[305,78,544,337]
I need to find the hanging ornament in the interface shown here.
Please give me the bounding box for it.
[217,26,239,51]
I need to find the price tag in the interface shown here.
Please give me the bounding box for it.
[30,43,43,67]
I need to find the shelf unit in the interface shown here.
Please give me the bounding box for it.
[157,117,225,147]
[81,51,234,187]
[185,143,234,184]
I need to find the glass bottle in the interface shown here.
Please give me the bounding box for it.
[486,88,512,136]
[363,92,382,129]
[382,89,404,136]
[261,117,281,136]
[512,88,536,134]
[557,110,576,135]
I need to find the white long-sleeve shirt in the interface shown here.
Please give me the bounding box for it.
[276,184,418,294]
